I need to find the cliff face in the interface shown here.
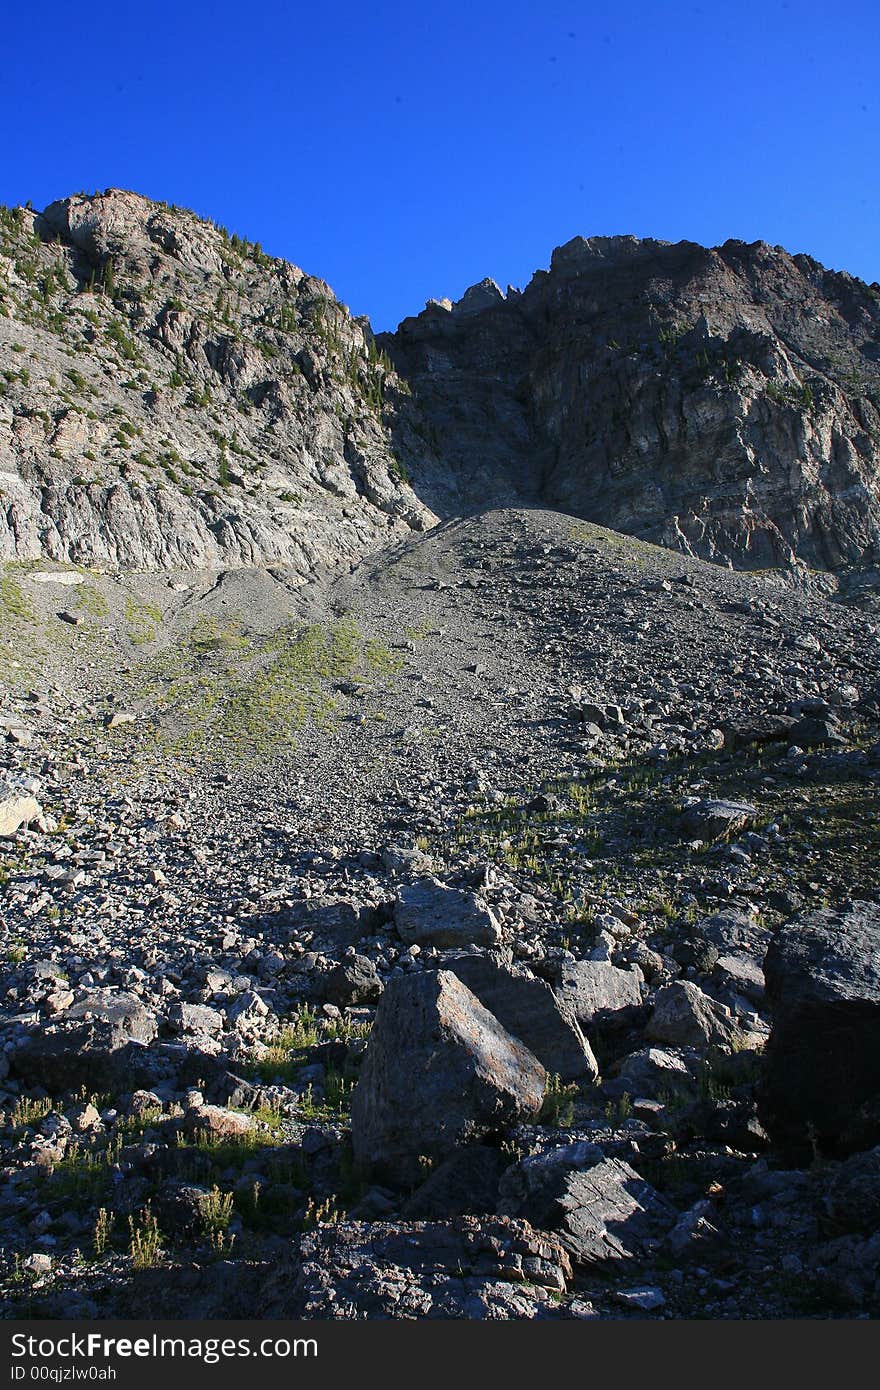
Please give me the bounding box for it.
[386,235,880,569]
[0,191,434,573]
[2,193,880,575]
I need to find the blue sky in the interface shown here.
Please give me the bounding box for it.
[1,1,877,329]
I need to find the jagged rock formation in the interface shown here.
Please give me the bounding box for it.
[0,191,433,572]
[386,235,880,569]
[2,192,880,574]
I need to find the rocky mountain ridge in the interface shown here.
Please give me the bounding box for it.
[2,190,880,577]
[386,233,880,569]
[0,190,435,574]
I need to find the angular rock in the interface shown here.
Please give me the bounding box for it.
[823,1146,880,1234]
[181,1104,255,1142]
[0,793,42,837]
[169,1002,225,1037]
[553,960,642,1030]
[394,880,501,949]
[679,799,757,842]
[500,1150,674,1266]
[789,715,846,749]
[351,970,546,1184]
[646,980,738,1050]
[324,954,383,1007]
[287,897,371,951]
[64,989,158,1045]
[443,953,598,1082]
[759,902,880,1160]
[606,1046,695,1100]
[11,1026,156,1093]
[402,1144,507,1220]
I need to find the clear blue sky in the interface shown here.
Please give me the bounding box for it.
[2,2,877,330]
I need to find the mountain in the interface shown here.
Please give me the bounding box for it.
[386,234,880,569]
[2,190,880,577]
[0,190,433,573]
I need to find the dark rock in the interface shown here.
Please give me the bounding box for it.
[788,715,846,749]
[351,970,546,1185]
[722,716,795,751]
[823,1146,880,1234]
[10,990,159,1092]
[324,954,383,1007]
[646,980,738,1049]
[759,901,880,1160]
[65,989,158,1044]
[680,799,758,842]
[394,880,501,949]
[402,1144,507,1219]
[264,1216,573,1318]
[500,1148,674,1266]
[11,1026,156,1093]
[553,960,643,1030]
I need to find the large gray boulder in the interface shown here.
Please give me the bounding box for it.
[394,880,501,949]
[324,954,383,1006]
[759,902,880,1160]
[554,960,642,1030]
[351,970,546,1185]
[443,954,599,1082]
[680,799,757,842]
[63,988,159,1044]
[11,989,159,1093]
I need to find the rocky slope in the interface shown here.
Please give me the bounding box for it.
[386,235,880,569]
[0,191,434,573]
[1,508,879,1318]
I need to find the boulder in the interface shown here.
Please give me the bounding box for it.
[823,1146,880,1234]
[759,902,880,1160]
[789,715,846,749]
[402,1144,507,1220]
[168,1002,225,1039]
[679,799,757,842]
[443,953,598,1082]
[606,1045,695,1100]
[324,954,383,1007]
[11,1019,157,1094]
[0,793,42,837]
[64,989,158,1044]
[351,970,546,1184]
[646,980,738,1050]
[394,880,501,949]
[500,1149,674,1266]
[695,908,772,962]
[181,1104,255,1142]
[554,960,642,1030]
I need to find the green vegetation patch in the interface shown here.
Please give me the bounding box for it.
[134,615,405,764]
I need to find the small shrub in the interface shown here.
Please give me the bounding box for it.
[129,1207,163,1268]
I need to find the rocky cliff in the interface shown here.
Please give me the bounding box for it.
[386,235,880,569]
[0,191,434,573]
[2,192,880,574]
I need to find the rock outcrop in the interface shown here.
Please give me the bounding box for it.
[386,234,880,569]
[4,196,880,576]
[0,191,434,574]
